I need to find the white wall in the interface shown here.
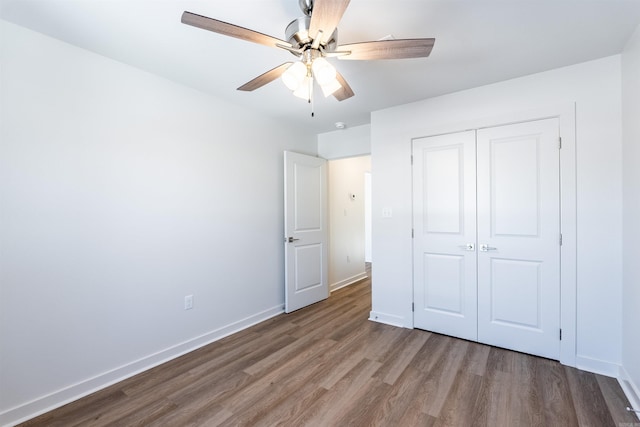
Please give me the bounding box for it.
[622,23,640,412]
[0,20,316,425]
[370,56,623,374]
[317,124,371,159]
[327,156,371,291]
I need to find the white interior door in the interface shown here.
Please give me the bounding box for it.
[284,151,328,313]
[413,131,478,341]
[412,118,561,360]
[476,119,560,359]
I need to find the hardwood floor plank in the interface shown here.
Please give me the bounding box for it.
[480,351,546,426]
[241,333,325,376]
[376,329,431,385]
[486,345,517,375]
[364,366,431,426]
[147,371,248,426]
[105,398,178,427]
[362,322,410,362]
[289,297,356,328]
[221,338,337,415]
[221,332,367,425]
[246,316,299,337]
[596,374,640,425]
[333,378,392,426]
[408,331,456,373]
[166,369,252,408]
[21,389,128,427]
[187,333,298,380]
[326,310,372,342]
[420,338,470,417]
[18,272,635,427]
[224,378,328,426]
[119,330,263,397]
[75,391,177,426]
[535,356,580,426]
[510,368,546,426]
[318,349,366,389]
[121,332,297,411]
[460,341,491,376]
[148,402,233,427]
[565,366,618,426]
[397,406,439,426]
[433,372,484,427]
[288,303,362,339]
[287,358,382,425]
[482,369,513,427]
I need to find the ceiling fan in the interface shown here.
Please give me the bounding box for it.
[182,0,435,111]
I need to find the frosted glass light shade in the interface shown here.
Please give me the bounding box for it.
[282,62,307,91]
[320,78,342,97]
[293,76,312,100]
[311,57,336,85]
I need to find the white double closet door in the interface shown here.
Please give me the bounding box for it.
[412,118,561,360]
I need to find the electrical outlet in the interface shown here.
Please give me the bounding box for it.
[184,295,193,310]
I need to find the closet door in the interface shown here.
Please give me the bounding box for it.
[412,131,478,341]
[476,118,560,359]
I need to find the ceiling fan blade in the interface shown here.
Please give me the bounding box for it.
[333,71,354,101]
[337,38,435,60]
[237,63,293,92]
[309,0,351,46]
[182,11,291,49]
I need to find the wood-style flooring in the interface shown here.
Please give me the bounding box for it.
[21,266,639,426]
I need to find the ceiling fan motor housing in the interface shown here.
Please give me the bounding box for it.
[285,16,338,53]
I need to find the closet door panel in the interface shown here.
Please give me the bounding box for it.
[412,131,477,341]
[476,118,560,360]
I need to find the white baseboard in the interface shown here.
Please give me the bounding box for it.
[0,305,284,427]
[619,366,640,422]
[575,355,620,378]
[368,311,407,328]
[330,272,368,292]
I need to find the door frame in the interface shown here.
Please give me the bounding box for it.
[409,104,576,367]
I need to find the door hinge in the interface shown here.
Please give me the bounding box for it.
[559,233,563,246]
[412,229,414,238]
[412,302,415,312]
[560,329,562,340]
[559,137,562,149]
[411,155,414,165]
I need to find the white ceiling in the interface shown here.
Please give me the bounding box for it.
[2,0,640,134]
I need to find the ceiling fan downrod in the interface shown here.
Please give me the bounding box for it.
[299,0,313,16]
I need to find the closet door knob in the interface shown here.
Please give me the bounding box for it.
[479,244,497,252]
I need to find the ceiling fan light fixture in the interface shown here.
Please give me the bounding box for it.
[282,61,307,91]
[182,1,435,108]
[293,75,313,100]
[320,78,342,97]
[311,57,336,85]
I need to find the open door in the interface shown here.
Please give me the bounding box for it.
[284,151,328,313]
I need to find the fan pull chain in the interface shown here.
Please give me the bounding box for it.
[310,77,315,117]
